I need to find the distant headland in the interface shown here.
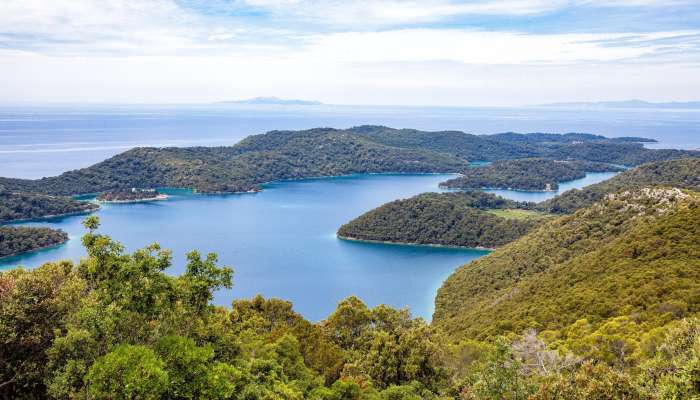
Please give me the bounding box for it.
[537,99,700,109]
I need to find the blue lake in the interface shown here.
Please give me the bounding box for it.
[0,172,615,321]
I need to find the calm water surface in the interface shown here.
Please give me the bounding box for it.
[0,172,615,320]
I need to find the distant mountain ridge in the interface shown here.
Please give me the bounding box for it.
[539,99,700,109]
[219,97,323,106]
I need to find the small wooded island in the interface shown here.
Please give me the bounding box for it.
[96,188,168,203]
[0,226,68,258]
[338,191,550,249]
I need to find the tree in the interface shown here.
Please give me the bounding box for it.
[84,345,169,400]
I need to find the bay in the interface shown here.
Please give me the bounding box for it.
[0,172,614,320]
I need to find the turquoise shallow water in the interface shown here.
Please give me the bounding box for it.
[0,172,614,321]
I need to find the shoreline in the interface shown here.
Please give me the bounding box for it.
[1,208,98,225]
[337,234,495,251]
[0,239,69,262]
[96,194,170,204]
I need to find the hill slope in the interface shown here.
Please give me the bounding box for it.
[0,190,98,223]
[0,226,68,258]
[433,187,700,341]
[0,128,468,195]
[337,191,548,249]
[439,158,623,191]
[539,158,700,213]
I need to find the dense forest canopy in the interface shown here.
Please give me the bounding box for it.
[0,126,697,196]
[439,159,623,191]
[338,191,547,249]
[434,187,700,345]
[0,189,97,223]
[2,213,700,399]
[539,157,700,213]
[0,226,68,258]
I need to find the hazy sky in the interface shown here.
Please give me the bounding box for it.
[1,0,699,106]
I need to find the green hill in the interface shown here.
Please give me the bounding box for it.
[0,226,68,258]
[0,190,98,223]
[433,187,700,342]
[338,191,549,249]
[540,157,700,213]
[0,128,468,195]
[1,127,697,196]
[439,158,623,191]
[348,125,539,160]
[350,125,699,165]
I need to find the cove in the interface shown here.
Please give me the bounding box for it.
[0,172,616,321]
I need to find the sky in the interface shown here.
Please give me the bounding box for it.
[1,0,699,106]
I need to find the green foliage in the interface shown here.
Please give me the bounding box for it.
[338,191,545,249]
[0,261,83,397]
[639,318,700,399]
[440,158,623,191]
[530,361,644,400]
[434,188,700,351]
[458,338,536,400]
[2,207,700,399]
[540,157,700,213]
[347,125,538,161]
[0,189,97,223]
[84,344,169,400]
[0,226,68,257]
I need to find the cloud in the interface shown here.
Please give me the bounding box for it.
[300,29,699,65]
[0,0,698,105]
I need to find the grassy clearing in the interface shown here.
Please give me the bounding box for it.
[485,208,551,220]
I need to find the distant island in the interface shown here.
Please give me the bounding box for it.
[538,99,700,109]
[219,97,323,106]
[96,188,168,203]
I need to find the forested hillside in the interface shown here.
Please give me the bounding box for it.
[1,127,697,196]
[434,187,700,347]
[0,189,98,223]
[338,191,547,248]
[540,157,700,213]
[348,125,539,160]
[440,159,623,191]
[0,226,68,257]
[3,215,699,399]
[0,128,468,195]
[350,125,698,165]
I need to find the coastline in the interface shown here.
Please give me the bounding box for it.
[337,234,495,251]
[0,239,69,262]
[1,208,98,225]
[96,194,170,204]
